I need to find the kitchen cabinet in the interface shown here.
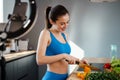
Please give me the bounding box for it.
[0,60,1,80]
[2,51,38,80]
[5,61,14,80]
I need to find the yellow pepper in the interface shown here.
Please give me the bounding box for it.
[77,66,91,80]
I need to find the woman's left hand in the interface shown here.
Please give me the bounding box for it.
[80,59,89,65]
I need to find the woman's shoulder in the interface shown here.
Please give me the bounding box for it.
[41,29,50,35]
[39,29,51,39]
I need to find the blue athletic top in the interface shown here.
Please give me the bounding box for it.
[46,31,71,56]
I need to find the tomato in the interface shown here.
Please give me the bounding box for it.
[103,63,111,69]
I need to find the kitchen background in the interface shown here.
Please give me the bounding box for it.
[1,0,120,79]
[24,0,120,58]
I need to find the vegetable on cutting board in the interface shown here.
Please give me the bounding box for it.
[77,66,91,80]
[111,57,120,74]
[84,58,120,80]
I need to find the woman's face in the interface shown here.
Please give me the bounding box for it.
[53,14,70,32]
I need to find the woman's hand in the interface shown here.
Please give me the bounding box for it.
[63,54,79,64]
[80,59,89,65]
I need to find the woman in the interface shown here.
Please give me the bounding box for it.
[36,5,87,80]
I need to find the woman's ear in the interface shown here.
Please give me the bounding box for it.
[49,19,55,24]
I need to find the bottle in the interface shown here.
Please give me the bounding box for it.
[10,39,16,52]
[110,44,117,60]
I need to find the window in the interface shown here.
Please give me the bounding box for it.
[0,0,3,23]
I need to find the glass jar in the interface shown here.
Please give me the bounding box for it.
[110,44,117,60]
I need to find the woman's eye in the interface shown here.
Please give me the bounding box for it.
[66,22,69,25]
[60,23,64,25]
[60,22,69,26]
[67,21,69,24]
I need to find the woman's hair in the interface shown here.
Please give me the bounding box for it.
[45,5,69,29]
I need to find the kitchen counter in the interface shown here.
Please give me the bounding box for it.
[83,57,110,63]
[1,50,38,80]
[3,50,36,62]
[67,57,111,80]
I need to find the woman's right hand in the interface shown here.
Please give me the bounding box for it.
[63,54,79,64]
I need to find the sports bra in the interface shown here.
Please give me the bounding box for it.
[46,31,71,56]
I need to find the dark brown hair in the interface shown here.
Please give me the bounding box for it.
[45,5,69,29]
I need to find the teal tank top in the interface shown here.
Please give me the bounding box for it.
[46,31,71,56]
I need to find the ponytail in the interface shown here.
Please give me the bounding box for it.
[45,6,52,29]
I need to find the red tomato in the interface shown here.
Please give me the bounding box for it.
[103,63,111,69]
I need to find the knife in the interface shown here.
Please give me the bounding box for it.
[76,61,101,71]
[66,59,101,71]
